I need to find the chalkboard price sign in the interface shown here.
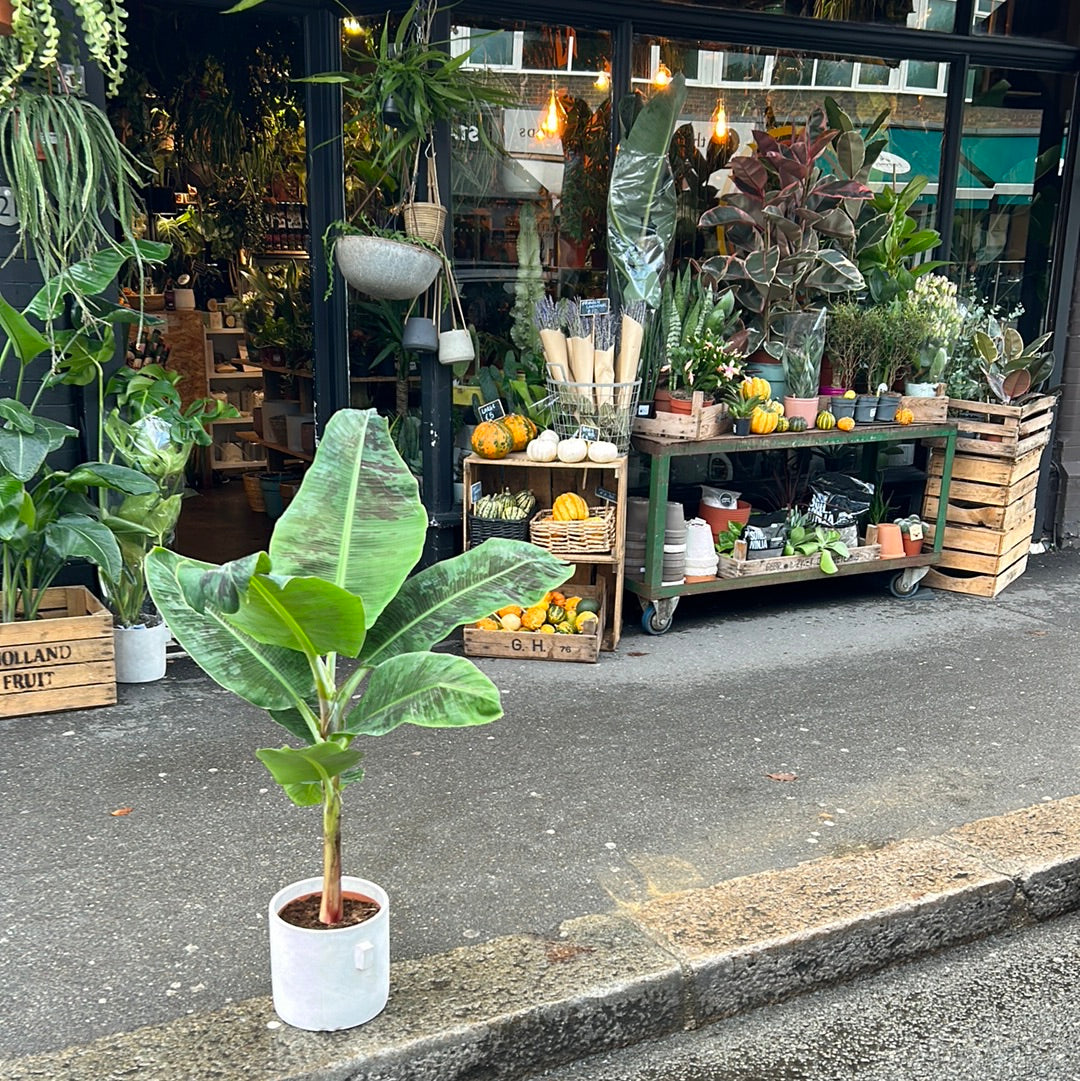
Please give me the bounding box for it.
[579,298,610,317]
[579,424,600,442]
[476,399,506,422]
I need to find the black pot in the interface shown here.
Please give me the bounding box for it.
[831,396,857,421]
[876,393,901,423]
[382,94,404,129]
[854,395,879,424]
[733,417,751,436]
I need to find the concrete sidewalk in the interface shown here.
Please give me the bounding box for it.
[3,551,1080,1077]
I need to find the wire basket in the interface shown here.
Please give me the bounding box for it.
[546,379,640,453]
[529,505,616,555]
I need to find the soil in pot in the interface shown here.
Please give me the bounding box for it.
[279,890,380,930]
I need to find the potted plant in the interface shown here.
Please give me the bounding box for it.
[0,246,169,715]
[775,308,827,425]
[0,1,152,322]
[698,104,871,379]
[905,275,964,396]
[894,514,928,557]
[100,364,238,682]
[725,393,763,436]
[145,408,571,1031]
[782,523,850,574]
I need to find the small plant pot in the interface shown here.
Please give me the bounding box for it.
[114,621,170,684]
[854,395,879,424]
[732,417,751,436]
[831,397,857,421]
[876,522,904,559]
[268,876,389,1031]
[783,395,821,427]
[402,316,438,353]
[653,388,673,413]
[876,393,901,423]
[902,535,924,557]
[669,395,695,415]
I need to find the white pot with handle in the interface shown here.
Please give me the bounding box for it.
[268,875,389,1031]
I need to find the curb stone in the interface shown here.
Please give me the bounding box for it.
[5,797,1080,1081]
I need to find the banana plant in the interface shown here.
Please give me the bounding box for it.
[146,409,571,926]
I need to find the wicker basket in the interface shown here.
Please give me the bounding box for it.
[243,472,267,513]
[467,512,533,548]
[403,201,447,246]
[529,505,616,555]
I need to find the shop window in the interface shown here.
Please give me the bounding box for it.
[972,0,1077,45]
[904,59,944,92]
[816,58,854,87]
[773,54,815,86]
[952,66,1077,339]
[452,27,521,70]
[855,60,894,88]
[722,49,767,84]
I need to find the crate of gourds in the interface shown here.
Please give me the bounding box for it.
[529,492,616,555]
[463,582,606,664]
[467,488,537,547]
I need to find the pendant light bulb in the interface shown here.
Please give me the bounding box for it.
[342,16,362,36]
[541,87,562,137]
[594,68,610,92]
[712,100,728,142]
[652,62,672,89]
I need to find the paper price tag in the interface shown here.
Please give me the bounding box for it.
[637,402,653,418]
[476,399,505,422]
[908,521,924,541]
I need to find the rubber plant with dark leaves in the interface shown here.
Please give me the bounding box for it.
[0,242,170,623]
[146,409,571,925]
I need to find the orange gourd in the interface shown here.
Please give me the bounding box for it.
[552,492,589,521]
[500,414,533,452]
[836,416,855,432]
[750,406,779,435]
[895,408,914,426]
[471,420,514,459]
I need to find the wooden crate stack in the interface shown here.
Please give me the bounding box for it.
[921,394,1056,598]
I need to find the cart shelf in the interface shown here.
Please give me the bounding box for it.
[627,421,958,633]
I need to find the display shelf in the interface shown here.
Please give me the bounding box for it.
[462,452,627,650]
[626,421,959,632]
[256,438,314,463]
[211,415,256,424]
[211,459,267,471]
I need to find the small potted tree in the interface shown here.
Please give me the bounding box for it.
[146,408,570,1031]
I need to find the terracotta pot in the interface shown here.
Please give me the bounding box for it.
[783,395,820,427]
[698,499,751,540]
[669,395,695,415]
[876,523,904,559]
[902,535,923,557]
[653,389,673,413]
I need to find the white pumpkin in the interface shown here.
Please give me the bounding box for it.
[525,437,558,463]
[587,440,620,464]
[537,428,560,443]
[556,437,588,463]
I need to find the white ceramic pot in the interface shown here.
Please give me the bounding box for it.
[334,235,442,301]
[114,621,170,683]
[268,875,389,1031]
[904,381,939,398]
[438,328,474,365]
[172,288,196,310]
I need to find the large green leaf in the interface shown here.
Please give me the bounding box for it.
[346,652,502,736]
[269,409,426,627]
[361,538,571,664]
[228,574,367,657]
[0,424,52,482]
[67,462,158,496]
[0,295,49,365]
[146,548,315,712]
[44,516,122,581]
[256,742,363,786]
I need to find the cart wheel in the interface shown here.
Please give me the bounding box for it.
[641,603,673,635]
[889,572,920,600]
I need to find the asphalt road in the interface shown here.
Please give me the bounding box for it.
[531,909,1080,1081]
[3,550,1080,1058]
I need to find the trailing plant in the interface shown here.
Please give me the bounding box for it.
[0,85,152,322]
[0,0,129,101]
[146,409,570,925]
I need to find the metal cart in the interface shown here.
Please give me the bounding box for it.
[628,421,958,635]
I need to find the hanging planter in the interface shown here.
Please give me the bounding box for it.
[401,141,447,247]
[334,235,442,301]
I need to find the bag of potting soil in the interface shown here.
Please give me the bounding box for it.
[809,473,873,530]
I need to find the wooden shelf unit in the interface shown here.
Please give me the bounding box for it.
[462,452,628,651]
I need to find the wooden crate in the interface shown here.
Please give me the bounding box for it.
[463,583,606,664]
[943,394,1057,460]
[718,544,880,578]
[632,392,729,441]
[0,586,116,718]
[923,487,1037,532]
[897,393,949,423]
[923,557,1030,599]
[926,443,1046,487]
